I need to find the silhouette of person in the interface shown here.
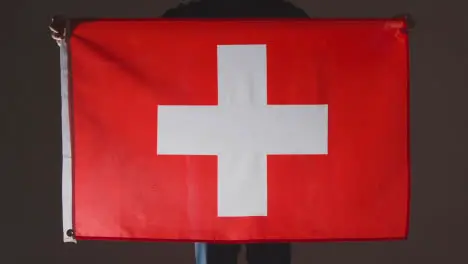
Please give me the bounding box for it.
[161,1,309,264]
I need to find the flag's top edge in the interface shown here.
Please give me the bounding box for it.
[66,17,407,38]
[67,17,407,24]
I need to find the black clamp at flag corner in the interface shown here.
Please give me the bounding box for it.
[393,13,416,33]
[49,15,68,46]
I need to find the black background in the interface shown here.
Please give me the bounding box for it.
[4,0,468,263]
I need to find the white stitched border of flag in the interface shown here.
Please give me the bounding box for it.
[60,41,76,244]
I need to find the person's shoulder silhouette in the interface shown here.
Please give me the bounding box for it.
[162,0,309,18]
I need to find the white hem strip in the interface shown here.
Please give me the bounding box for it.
[60,41,76,243]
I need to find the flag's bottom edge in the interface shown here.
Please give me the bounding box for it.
[74,235,408,243]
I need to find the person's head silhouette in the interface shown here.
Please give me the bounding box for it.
[161,1,308,264]
[162,0,309,18]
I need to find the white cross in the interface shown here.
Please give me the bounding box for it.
[157,44,328,217]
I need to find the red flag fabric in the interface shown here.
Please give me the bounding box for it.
[66,19,410,242]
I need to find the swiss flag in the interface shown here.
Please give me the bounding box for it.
[66,19,409,242]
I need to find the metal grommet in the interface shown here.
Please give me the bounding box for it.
[66,229,75,238]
